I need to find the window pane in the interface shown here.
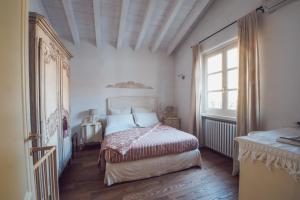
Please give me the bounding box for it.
[227,69,238,89]
[207,73,222,91]
[227,47,238,69]
[208,92,222,109]
[228,90,238,110]
[207,53,222,74]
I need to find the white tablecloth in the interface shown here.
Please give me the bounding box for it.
[236,127,300,182]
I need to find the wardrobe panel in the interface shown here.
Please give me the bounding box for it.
[29,12,72,176]
[39,40,61,145]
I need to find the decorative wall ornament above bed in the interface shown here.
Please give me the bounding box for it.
[106,81,153,89]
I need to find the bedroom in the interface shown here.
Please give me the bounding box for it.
[0,0,300,199]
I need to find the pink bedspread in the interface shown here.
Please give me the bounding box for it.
[100,124,199,163]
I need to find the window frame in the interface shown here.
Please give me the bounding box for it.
[203,40,238,118]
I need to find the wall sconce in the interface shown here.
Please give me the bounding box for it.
[177,73,185,80]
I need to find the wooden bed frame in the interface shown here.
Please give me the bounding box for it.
[106,96,158,115]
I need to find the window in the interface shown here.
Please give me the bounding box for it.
[204,42,239,117]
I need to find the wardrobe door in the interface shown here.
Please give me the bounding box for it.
[61,59,71,169]
[39,38,61,170]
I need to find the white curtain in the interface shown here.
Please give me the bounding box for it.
[188,44,203,145]
[232,11,260,175]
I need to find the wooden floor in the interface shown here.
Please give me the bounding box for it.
[59,148,239,200]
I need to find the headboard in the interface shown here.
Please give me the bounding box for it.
[106,96,158,115]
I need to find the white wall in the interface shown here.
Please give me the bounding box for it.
[63,41,175,133]
[259,0,300,129]
[29,0,48,19]
[173,0,300,131]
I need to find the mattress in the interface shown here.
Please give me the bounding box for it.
[101,124,199,163]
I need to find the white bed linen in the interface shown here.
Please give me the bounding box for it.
[105,114,137,135]
[133,112,159,127]
[104,149,202,186]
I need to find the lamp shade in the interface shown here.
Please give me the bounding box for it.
[89,109,97,115]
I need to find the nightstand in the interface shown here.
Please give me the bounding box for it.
[163,117,181,129]
[80,122,102,147]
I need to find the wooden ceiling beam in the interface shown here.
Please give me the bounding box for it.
[117,0,130,49]
[62,0,80,46]
[134,0,157,50]
[93,0,102,48]
[151,0,185,53]
[167,0,214,55]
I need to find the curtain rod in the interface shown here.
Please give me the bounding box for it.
[191,6,264,48]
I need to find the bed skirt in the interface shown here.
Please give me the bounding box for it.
[104,149,202,186]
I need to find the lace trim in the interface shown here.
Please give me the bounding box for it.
[238,141,300,182]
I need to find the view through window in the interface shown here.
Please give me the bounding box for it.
[204,42,239,117]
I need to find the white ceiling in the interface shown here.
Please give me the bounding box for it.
[35,0,213,55]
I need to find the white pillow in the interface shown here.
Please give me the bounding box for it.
[132,106,152,113]
[109,107,131,115]
[133,112,159,127]
[105,114,136,135]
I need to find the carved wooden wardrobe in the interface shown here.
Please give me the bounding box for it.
[29,13,72,175]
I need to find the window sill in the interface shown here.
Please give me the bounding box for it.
[201,113,236,123]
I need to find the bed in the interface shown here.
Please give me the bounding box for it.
[99,96,202,186]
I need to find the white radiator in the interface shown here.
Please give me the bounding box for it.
[204,118,237,158]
